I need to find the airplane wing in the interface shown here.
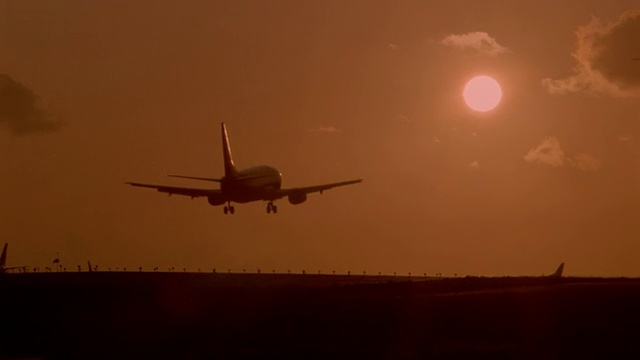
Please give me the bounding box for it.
[274,179,363,198]
[126,182,222,199]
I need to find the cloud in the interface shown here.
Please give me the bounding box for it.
[524,136,602,171]
[387,43,399,51]
[570,153,602,172]
[309,126,341,133]
[0,74,60,135]
[440,31,509,56]
[468,160,480,170]
[619,135,633,142]
[524,136,566,167]
[542,10,640,97]
[395,114,411,123]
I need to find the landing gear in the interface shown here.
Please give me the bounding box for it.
[223,202,235,215]
[266,202,278,214]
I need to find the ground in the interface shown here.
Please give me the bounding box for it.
[1,273,639,359]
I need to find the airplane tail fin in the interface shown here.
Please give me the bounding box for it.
[549,262,564,278]
[221,123,238,178]
[0,243,7,269]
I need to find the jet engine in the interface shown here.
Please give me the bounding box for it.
[208,196,225,206]
[288,193,307,205]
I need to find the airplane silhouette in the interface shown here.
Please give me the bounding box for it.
[127,123,362,214]
[0,243,28,273]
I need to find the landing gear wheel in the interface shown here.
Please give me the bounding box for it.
[266,202,277,214]
[224,202,235,215]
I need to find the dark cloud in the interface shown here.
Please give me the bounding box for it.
[543,10,640,96]
[0,74,60,135]
[593,11,640,90]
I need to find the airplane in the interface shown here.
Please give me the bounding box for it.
[0,243,28,274]
[126,123,362,214]
[548,262,564,278]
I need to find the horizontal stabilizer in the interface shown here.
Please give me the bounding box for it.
[168,175,222,182]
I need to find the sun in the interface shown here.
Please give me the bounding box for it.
[463,75,502,112]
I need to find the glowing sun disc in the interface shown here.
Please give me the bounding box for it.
[463,75,502,112]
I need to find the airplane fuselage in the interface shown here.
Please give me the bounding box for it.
[220,165,282,203]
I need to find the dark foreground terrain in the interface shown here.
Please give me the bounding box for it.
[1,273,640,359]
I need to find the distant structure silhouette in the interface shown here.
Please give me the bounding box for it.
[549,263,565,278]
[53,253,60,272]
[1,243,28,273]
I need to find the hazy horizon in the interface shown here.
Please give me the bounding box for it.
[1,1,639,277]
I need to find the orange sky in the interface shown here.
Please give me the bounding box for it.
[1,1,639,276]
